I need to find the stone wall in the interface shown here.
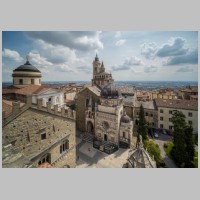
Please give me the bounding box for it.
[76,88,100,132]
[124,105,134,119]
[2,104,76,168]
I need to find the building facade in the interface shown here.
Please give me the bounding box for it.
[155,99,198,134]
[134,101,158,129]
[92,54,114,89]
[2,97,76,168]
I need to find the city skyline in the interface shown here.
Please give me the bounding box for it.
[2,31,198,82]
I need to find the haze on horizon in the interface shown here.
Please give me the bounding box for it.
[2,31,198,82]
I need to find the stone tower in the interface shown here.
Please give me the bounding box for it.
[93,54,101,76]
[92,54,114,89]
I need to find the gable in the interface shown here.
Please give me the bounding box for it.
[36,88,64,96]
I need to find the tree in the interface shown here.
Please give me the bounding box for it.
[144,140,163,167]
[137,105,148,141]
[184,125,195,167]
[171,111,188,167]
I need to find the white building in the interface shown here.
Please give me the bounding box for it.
[32,88,64,108]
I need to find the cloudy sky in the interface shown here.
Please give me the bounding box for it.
[2,31,198,82]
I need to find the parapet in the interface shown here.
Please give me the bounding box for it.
[35,98,76,120]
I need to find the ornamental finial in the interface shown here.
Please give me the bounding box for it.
[26,55,30,62]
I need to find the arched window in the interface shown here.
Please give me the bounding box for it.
[38,153,51,165]
[60,140,69,154]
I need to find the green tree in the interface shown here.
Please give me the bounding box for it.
[144,140,164,167]
[184,125,194,167]
[171,111,188,167]
[137,105,148,141]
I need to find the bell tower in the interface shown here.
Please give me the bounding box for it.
[93,53,101,76]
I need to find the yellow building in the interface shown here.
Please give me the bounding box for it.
[12,55,42,88]
[155,99,198,134]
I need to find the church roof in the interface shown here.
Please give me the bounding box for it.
[128,137,156,168]
[88,86,101,96]
[13,56,41,73]
[121,113,131,123]
[101,83,121,99]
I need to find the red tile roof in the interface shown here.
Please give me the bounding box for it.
[37,162,54,168]
[3,85,50,95]
[2,101,13,116]
[2,100,25,117]
[155,99,198,111]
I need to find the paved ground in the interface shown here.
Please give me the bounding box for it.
[76,137,130,168]
[154,133,177,168]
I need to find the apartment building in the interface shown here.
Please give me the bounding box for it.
[155,99,198,134]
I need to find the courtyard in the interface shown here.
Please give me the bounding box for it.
[76,137,130,168]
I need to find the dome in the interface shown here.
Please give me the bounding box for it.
[121,113,131,123]
[13,56,41,73]
[101,83,121,99]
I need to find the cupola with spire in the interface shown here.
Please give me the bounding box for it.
[12,55,42,88]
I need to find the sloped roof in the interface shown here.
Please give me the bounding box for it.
[128,144,156,168]
[87,86,101,96]
[2,100,25,117]
[155,99,198,111]
[3,85,51,95]
[135,101,156,110]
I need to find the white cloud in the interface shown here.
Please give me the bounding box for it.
[176,66,194,72]
[141,43,157,59]
[112,56,143,71]
[124,56,144,66]
[2,49,23,62]
[144,65,158,73]
[156,37,189,57]
[74,35,104,50]
[25,31,103,51]
[56,64,75,73]
[115,39,126,46]
[34,40,78,64]
[29,51,53,68]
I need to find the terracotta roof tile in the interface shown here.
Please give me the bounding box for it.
[2,100,25,117]
[37,162,54,168]
[2,101,13,116]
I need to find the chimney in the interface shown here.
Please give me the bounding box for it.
[26,94,32,105]
[12,101,20,114]
[54,104,58,114]
[61,107,65,116]
[46,102,51,112]
[37,98,43,109]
